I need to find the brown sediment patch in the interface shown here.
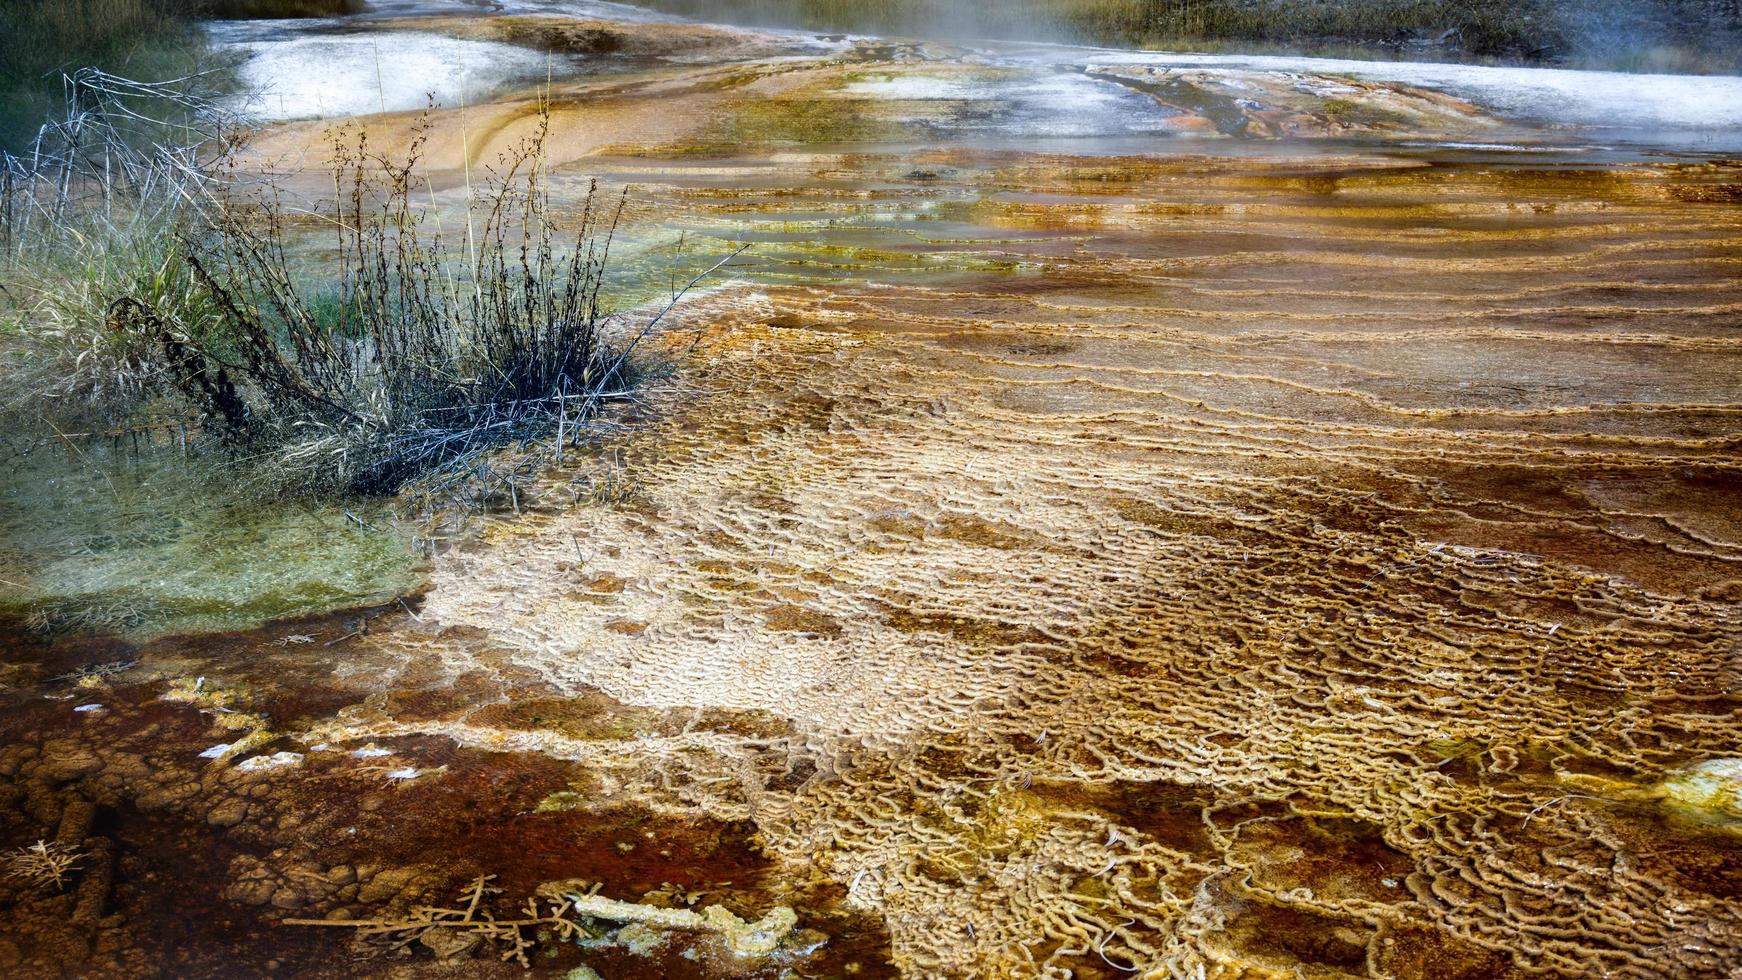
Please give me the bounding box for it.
[1229,814,1420,903]
[1670,182,1742,205]
[762,603,844,637]
[877,605,1051,647]
[1375,925,1533,979]
[1214,899,1377,974]
[375,14,794,61]
[0,639,890,976]
[467,691,666,740]
[1101,64,1502,141]
[0,616,138,692]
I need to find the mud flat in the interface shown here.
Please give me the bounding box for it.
[5,7,1742,978]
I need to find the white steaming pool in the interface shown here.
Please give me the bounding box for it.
[844,70,1178,139]
[1002,44,1742,147]
[210,24,558,120]
[209,3,1742,150]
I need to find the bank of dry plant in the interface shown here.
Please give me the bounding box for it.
[3,67,733,514]
[119,111,740,504]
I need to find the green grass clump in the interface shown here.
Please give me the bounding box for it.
[0,220,225,427]
[3,83,700,517]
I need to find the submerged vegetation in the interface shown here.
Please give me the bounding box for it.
[2,840,85,893]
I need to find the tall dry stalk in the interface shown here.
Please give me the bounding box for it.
[144,108,740,502]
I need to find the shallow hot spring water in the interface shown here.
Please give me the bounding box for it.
[4,5,1742,979]
[0,447,421,641]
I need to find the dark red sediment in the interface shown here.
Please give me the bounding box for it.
[0,609,895,977]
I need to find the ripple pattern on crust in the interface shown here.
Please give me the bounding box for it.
[332,158,1742,977]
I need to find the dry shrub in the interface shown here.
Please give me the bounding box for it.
[141,111,734,503]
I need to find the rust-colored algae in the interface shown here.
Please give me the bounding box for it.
[0,613,892,976]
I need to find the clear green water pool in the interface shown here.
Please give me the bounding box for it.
[0,441,423,640]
